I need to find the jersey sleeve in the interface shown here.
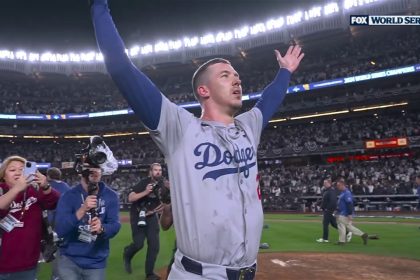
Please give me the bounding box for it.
[148,96,195,156]
[254,68,291,128]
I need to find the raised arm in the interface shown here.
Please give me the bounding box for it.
[90,0,162,130]
[255,45,304,128]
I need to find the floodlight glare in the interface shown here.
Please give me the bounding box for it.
[141,44,153,55]
[129,45,140,57]
[324,2,340,16]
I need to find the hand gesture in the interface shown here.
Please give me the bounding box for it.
[274,45,304,73]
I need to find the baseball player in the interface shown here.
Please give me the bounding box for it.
[90,1,303,279]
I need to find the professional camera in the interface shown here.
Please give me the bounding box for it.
[136,178,170,227]
[73,136,118,233]
[151,178,171,205]
[74,136,117,175]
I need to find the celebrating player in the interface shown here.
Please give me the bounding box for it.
[90,0,303,279]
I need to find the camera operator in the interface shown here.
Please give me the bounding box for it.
[123,163,166,280]
[55,165,121,280]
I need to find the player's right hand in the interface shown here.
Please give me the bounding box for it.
[83,195,98,211]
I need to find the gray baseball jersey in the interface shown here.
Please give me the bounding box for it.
[149,96,263,267]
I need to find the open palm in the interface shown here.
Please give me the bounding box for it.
[275,45,304,73]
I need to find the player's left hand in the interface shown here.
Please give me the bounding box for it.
[275,45,304,73]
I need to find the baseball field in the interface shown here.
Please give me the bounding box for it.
[38,212,420,279]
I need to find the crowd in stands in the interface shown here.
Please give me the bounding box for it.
[260,157,420,211]
[259,112,420,152]
[1,112,419,165]
[1,111,420,209]
[0,28,418,114]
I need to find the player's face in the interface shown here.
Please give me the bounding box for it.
[205,63,242,114]
[88,168,102,183]
[416,177,420,185]
[3,161,24,186]
[151,165,162,180]
[323,179,331,188]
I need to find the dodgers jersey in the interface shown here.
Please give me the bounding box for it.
[151,97,263,266]
[91,0,292,268]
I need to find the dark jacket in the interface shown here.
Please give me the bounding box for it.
[321,187,338,212]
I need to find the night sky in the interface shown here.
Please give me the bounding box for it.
[0,0,325,51]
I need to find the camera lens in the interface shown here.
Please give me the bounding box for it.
[26,162,32,168]
[90,151,107,165]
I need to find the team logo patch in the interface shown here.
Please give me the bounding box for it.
[194,142,256,180]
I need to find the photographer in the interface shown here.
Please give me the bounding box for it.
[0,155,59,279]
[123,163,166,280]
[55,164,120,280]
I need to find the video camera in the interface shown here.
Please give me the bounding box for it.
[73,136,118,233]
[75,136,108,174]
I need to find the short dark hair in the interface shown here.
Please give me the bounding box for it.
[47,167,62,180]
[191,58,231,102]
[416,174,420,179]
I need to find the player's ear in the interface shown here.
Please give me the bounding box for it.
[197,85,210,99]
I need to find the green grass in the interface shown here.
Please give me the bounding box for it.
[37,213,420,279]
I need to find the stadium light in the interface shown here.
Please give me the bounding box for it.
[323,2,340,16]
[344,0,380,10]
[103,132,136,137]
[0,50,14,60]
[29,53,40,62]
[57,53,69,62]
[304,7,322,21]
[234,26,249,39]
[184,37,199,48]
[290,109,349,120]
[155,41,169,52]
[129,45,140,56]
[23,135,56,139]
[69,53,81,62]
[268,118,287,123]
[287,11,303,25]
[40,52,56,62]
[141,44,153,55]
[352,102,408,112]
[95,52,104,61]
[15,50,27,60]
[63,135,93,139]
[0,0,385,63]
[215,32,233,43]
[266,17,285,30]
[250,23,266,35]
[200,34,216,45]
[168,40,182,50]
